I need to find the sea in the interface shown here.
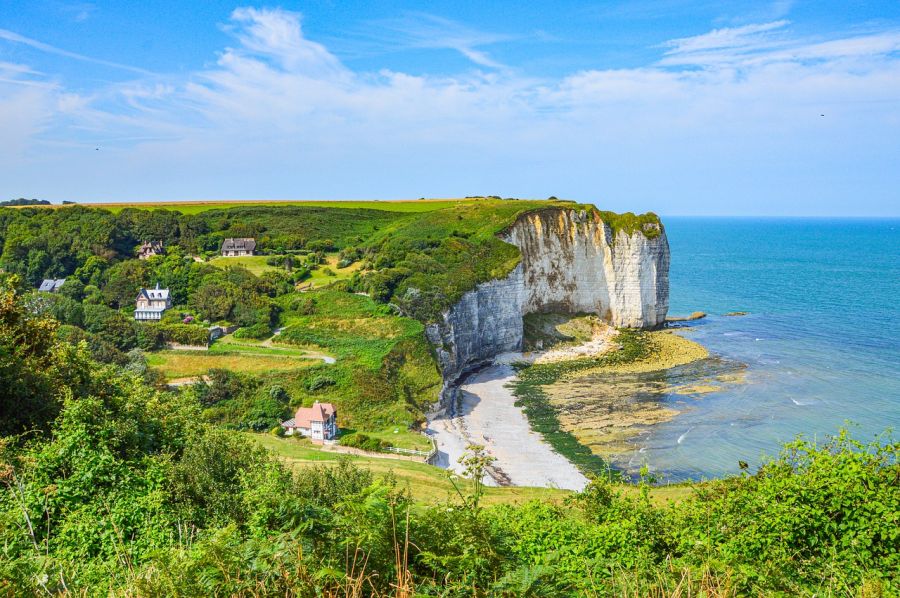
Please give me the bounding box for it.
[620,217,900,481]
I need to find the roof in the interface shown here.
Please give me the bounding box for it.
[291,401,336,428]
[38,279,65,292]
[139,241,163,253]
[221,237,256,251]
[137,283,170,301]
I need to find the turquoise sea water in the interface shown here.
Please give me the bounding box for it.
[635,218,900,481]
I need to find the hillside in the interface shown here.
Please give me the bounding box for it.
[0,199,592,430]
[0,201,896,596]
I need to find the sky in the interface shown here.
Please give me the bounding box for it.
[1,1,899,216]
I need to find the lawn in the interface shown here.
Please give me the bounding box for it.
[209,334,334,360]
[341,426,434,452]
[305,254,364,286]
[207,252,363,286]
[76,198,483,214]
[252,434,694,506]
[207,255,280,276]
[147,350,320,379]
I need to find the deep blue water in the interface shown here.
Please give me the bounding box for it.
[636,218,900,480]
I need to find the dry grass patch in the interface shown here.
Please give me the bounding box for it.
[148,350,319,379]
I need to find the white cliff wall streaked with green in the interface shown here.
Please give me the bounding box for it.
[426,208,670,380]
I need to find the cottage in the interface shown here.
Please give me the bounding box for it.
[138,241,164,260]
[134,283,172,321]
[220,238,256,257]
[282,401,337,442]
[38,279,66,293]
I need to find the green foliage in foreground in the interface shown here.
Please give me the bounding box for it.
[1,286,897,595]
[1,375,896,595]
[510,330,653,477]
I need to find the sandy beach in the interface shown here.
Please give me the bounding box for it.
[427,363,588,491]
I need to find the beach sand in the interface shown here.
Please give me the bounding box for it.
[427,363,588,491]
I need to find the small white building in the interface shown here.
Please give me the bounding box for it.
[220,238,256,257]
[38,278,66,293]
[134,283,172,321]
[282,401,337,442]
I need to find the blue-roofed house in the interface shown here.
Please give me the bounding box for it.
[38,279,66,293]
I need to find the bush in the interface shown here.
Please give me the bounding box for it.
[146,322,209,346]
[270,424,285,437]
[307,375,335,391]
[340,433,389,453]
[233,322,271,340]
[306,239,335,252]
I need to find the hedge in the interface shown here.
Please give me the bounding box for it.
[143,322,210,346]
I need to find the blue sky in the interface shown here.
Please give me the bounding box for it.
[1,1,898,215]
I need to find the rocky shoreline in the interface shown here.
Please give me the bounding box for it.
[426,327,717,487]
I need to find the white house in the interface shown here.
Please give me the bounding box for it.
[281,401,337,442]
[38,279,66,293]
[220,238,256,257]
[134,283,172,321]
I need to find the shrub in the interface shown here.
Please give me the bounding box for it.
[307,375,335,391]
[145,322,209,346]
[340,433,388,452]
[233,322,271,340]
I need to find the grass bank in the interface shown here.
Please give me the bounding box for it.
[147,350,320,379]
[252,433,692,506]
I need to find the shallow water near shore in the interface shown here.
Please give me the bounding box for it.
[563,217,900,481]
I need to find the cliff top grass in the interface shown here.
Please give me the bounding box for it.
[354,198,659,321]
[25,198,482,214]
[595,209,663,239]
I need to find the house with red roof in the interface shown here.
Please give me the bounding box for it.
[281,401,337,442]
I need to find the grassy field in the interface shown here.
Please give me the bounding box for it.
[252,433,693,506]
[74,198,484,214]
[208,252,364,285]
[148,350,320,379]
[306,254,364,286]
[208,334,331,358]
[207,255,280,276]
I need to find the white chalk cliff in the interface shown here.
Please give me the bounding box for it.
[426,208,670,380]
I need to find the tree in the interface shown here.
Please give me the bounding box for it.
[0,278,92,435]
[102,260,149,308]
[190,279,237,322]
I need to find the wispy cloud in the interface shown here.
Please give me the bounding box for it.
[0,28,151,75]
[361,12,512,68]
[659,20,900,67]
[661,20,791,60]
[60,2,97,23]
[1,7,898,213]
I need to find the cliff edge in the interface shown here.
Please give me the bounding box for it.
[426,207,670,381]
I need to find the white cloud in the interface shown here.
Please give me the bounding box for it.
[0,7,898,214]
[225,7,348,79]
[359,13,511,68]
[0,28,151,75]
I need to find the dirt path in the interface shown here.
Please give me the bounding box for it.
[258,328,337,364]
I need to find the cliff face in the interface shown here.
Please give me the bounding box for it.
[426,208,670,381]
